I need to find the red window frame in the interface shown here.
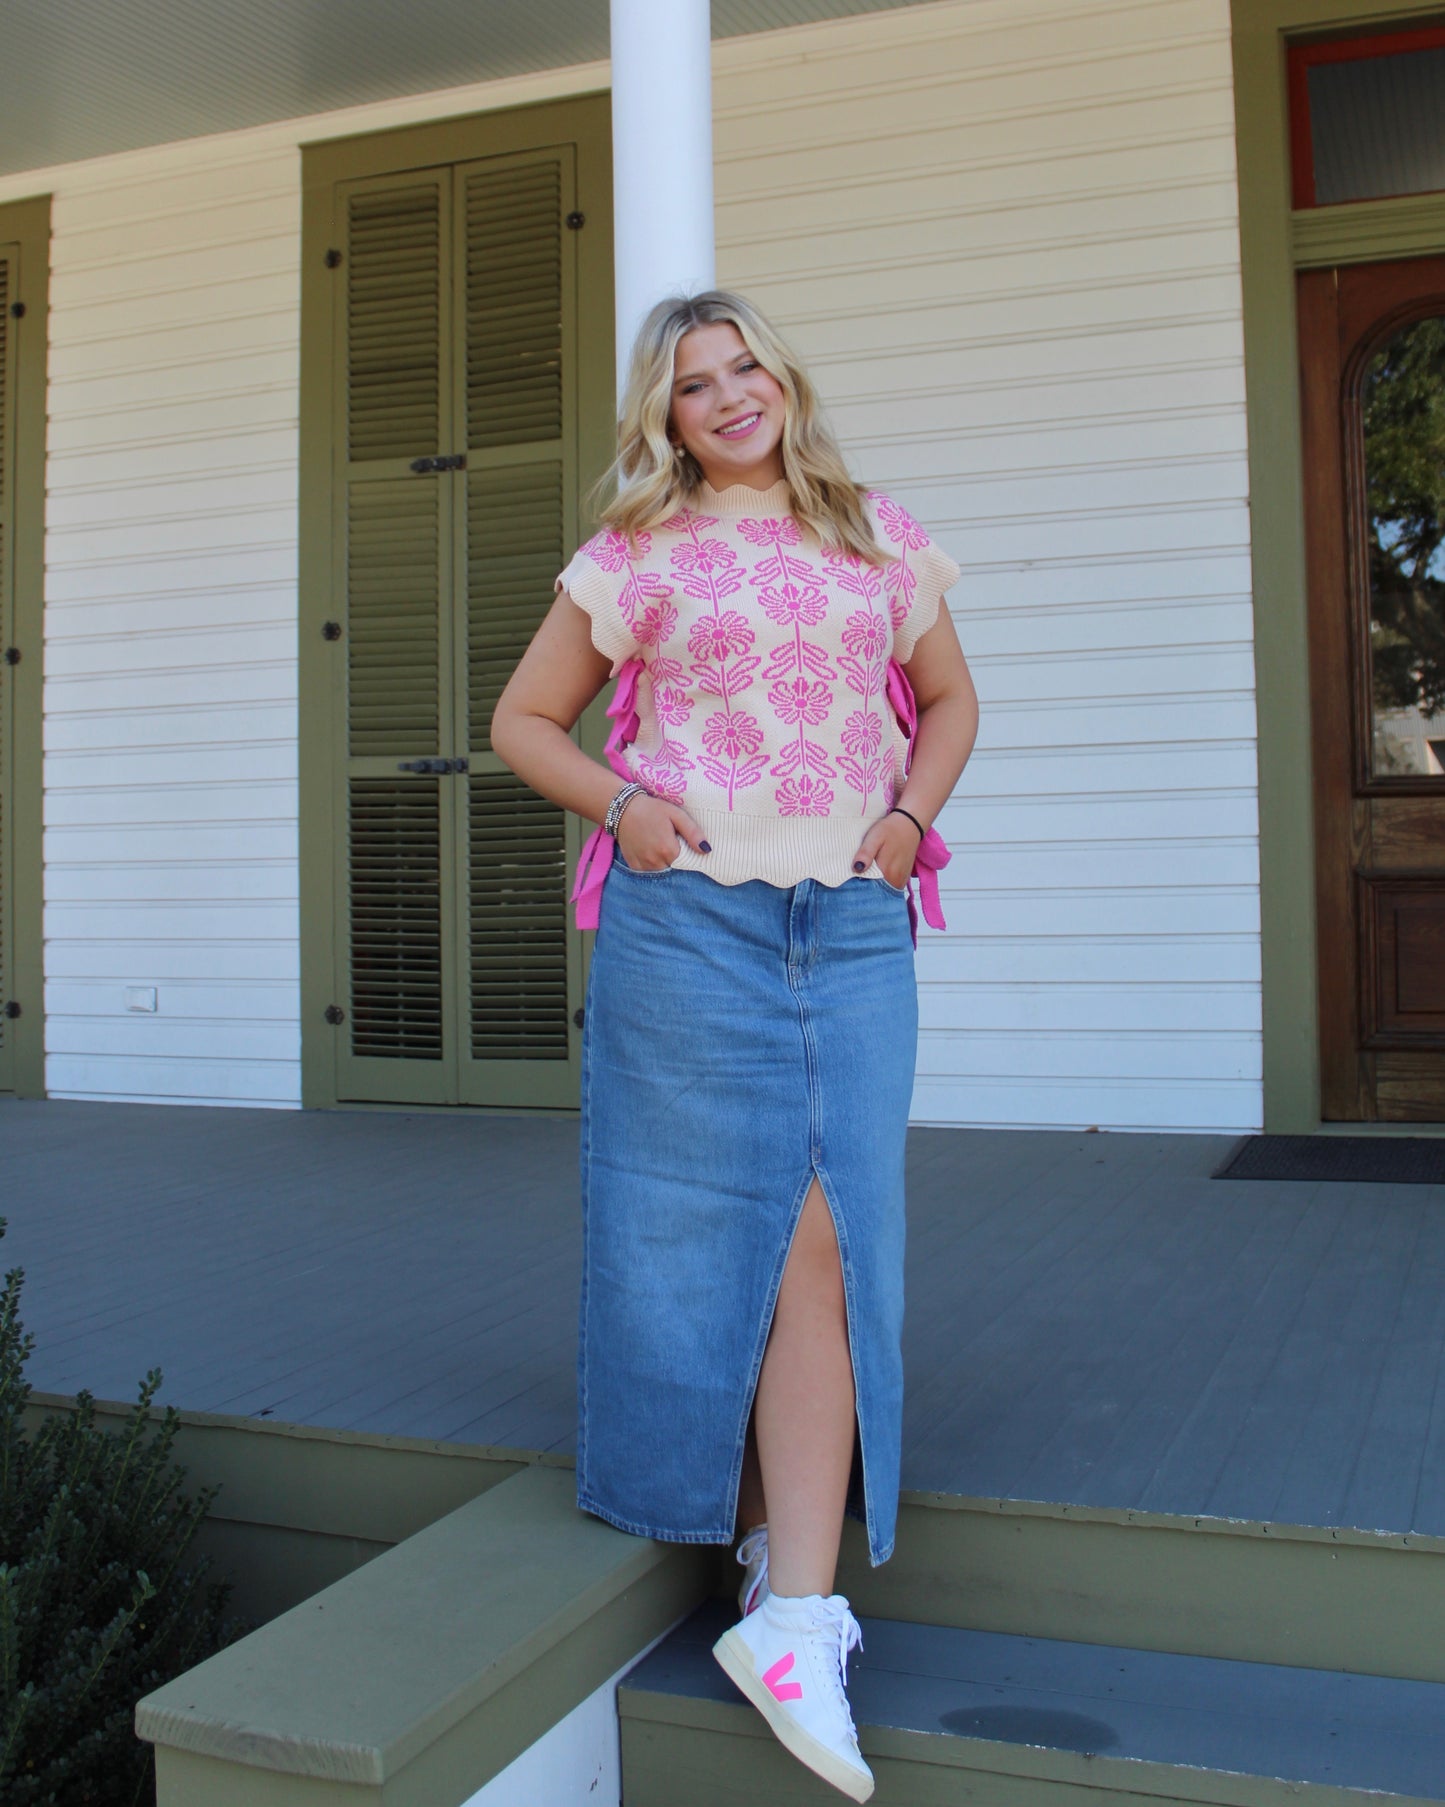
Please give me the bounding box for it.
[1289,24,1445,209]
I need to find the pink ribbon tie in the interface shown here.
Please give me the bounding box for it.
[571,657,644,930]
[885,657,918,739]
[602,658,643,780]
[570,823,615,931]
[887,656,951,948]
[907,825,951,946]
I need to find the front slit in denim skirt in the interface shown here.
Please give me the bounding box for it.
[578,850,918,1566]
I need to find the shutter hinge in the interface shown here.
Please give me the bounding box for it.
[409,453,467,475]
[324,1004,345,1026]
[565,212,585,230]
[9,301,24,319]
[322,621,342,641]
[573,1007,585,1029]
[325,248,343,269]
[3,647,18,666]
[4,1002,21,1020]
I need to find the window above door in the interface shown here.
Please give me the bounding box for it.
[1290,23,1445,208]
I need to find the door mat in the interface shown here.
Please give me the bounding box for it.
[1216,1135,1445,1184]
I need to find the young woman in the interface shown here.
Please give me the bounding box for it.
[492,291,977,1801]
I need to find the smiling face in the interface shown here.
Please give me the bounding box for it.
[669,321,788,492]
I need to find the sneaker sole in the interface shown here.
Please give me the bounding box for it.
[711,1626,875,1803]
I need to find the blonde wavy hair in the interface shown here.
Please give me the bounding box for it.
[596,290,889,566]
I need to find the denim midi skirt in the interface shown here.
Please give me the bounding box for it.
[577,852,918,1566]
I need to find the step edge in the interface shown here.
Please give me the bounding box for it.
[617,1685,1440,1807]
[900,1488,1445,1556]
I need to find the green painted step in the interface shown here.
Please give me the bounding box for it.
[832,1491,1445,1682]
[620,1602,1445,1807]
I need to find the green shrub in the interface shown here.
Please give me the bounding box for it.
[0,1218,244,1805]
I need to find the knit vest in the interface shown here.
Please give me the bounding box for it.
[557,480,960,892]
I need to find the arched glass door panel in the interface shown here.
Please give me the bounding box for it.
[1362,315,1445,779]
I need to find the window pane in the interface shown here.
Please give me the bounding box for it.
[1364,316,1445,779]
[1309,47,1445,205]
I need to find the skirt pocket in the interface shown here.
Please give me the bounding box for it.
[613,843,680,876]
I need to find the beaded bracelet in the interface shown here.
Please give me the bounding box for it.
[604,780,650,838]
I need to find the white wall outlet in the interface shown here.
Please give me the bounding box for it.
[124,986,158,1014]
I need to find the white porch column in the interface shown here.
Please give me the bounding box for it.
[609,0,717,386]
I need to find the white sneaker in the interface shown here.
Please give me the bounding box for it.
[713,1591,874,1802]
[736,1524,771,1617]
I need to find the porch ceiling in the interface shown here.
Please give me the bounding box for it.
[0,0,943,179]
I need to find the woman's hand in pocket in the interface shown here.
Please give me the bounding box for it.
[851,812,920,889]
[616,795,711,871]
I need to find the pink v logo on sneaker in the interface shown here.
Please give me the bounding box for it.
[763,1651,804,1702]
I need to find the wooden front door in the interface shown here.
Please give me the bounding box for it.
[1300,255,1445,1119]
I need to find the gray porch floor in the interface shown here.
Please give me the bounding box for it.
[5,1099,1445,1536]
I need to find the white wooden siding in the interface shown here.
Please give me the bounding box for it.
[0,63,612,1108]
[714,0,1257,1131]
[32,140,298,1098]
[35,142,302,1104]
[0,0,1255,1128]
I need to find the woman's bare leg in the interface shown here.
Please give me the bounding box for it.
[753,1175,856,1598]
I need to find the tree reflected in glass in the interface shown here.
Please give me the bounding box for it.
[1364,316,1445,776]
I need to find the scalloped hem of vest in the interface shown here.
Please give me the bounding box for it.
[644,806,913,890]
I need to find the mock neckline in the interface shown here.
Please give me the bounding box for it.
[696,477,793,517]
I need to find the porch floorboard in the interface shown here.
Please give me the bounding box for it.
[6,1099,1443,1535]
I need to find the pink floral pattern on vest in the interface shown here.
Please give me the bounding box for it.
[559,487,960,938]
[571,494,948,815]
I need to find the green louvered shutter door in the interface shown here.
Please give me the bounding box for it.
[332,154,584,1107]
[336,173,461,1103]
[0,250,13,1094]
[453,150,581,1108]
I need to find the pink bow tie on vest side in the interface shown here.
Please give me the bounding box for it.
[569,657,644,931]
[885,657,951,949]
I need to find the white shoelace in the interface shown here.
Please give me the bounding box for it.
[808,1596,864,1736]
[736,1526,769,1576]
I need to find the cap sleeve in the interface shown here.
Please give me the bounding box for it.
[867,493,961,663]
[556,531,644,672]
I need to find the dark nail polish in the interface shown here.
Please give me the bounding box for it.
[853,860,866,873]
[699,840,712,853]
